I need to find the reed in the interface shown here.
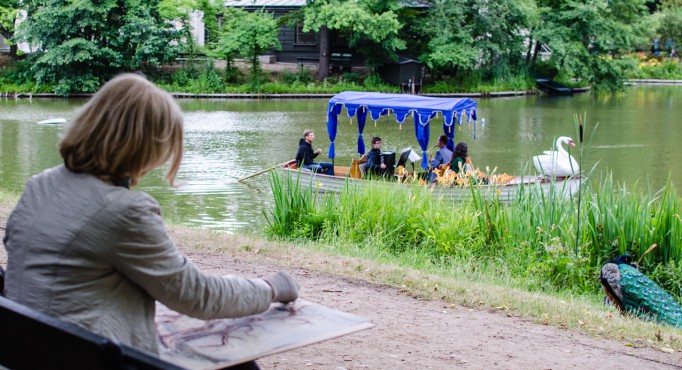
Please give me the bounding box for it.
[265,169,682,300]
[263,170,320,239]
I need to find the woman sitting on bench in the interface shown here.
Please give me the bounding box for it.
[2,74,299,365]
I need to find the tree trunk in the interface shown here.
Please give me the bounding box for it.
[2,31,17,59]
[526,38,534,65]
[531,42,541,66]
[316,26,330,80]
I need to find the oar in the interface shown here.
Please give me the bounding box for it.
[237,161,292,182]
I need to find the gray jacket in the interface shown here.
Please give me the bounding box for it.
[430,147,453,169]
[3,165,273,353]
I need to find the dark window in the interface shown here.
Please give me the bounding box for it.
[295,25,315,45]
[332,30,350,47]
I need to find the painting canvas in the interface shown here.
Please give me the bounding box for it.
[155,300,373,369]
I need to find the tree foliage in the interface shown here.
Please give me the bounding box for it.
[17,0,181,95]
[4,0,676,93]
[301,0,405,78]
[159,0,199,54]
[420,0,536,75]
[197,0,221,47]
[214,8,280,88]
[532,0,650,90]
[418,0,476,72]
[419,0,650,90]
[0,0,20,57]
[658,0,682,50]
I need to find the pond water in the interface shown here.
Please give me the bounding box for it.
[0,85,680,234]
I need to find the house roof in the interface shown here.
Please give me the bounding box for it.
[224,0,430,8]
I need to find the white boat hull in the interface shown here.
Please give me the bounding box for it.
[280,160,582,202]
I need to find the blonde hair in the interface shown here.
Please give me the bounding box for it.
[59,74,184,186]
[303,129,314,138]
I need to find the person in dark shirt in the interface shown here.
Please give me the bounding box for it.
[295,129,334,175]
[365,136,391,179]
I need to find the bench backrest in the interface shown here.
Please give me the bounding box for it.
[0,296,184,370]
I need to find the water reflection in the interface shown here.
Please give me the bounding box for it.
[0,87,680,234]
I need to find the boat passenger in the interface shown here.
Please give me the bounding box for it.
[449,142,473,175]
[365,136,392,179]
[428,135,453,182]
[295,129,334,175]
[2,74,299,363]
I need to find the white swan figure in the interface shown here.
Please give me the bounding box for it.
[532,136,579,177]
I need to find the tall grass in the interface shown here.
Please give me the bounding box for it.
[422,66,536,93]
[264,170,682,299]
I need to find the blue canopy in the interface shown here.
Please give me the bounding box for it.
[326,91,478,169]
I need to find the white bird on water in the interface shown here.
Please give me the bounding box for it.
[532,136,579,177]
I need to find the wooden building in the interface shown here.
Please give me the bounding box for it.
[224,0,354,64]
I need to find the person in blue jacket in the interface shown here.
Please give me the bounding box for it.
[428,135,453,182]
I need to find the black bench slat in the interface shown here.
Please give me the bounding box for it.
[0,296,184,370]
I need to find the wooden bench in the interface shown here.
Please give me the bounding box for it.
[297,57,320,67]
[330,53,353,73]
[297,54,353,73]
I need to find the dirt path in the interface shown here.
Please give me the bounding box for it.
[2,215,681,369]
[183,248,682,370]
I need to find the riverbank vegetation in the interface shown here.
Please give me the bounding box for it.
[264,168,682,304]
[625,54,682,80]
[1,55,681,95]
[1,189,681,350]
[0,0,681,95]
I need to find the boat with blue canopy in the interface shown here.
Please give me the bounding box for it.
[325,91,478,169]
[279,91,582,201]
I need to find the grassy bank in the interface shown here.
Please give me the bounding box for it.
[1,61,535,95]
[265,169,682,297]
[1,186,681,350]
[0,190,18,210]
[164,214,682,351]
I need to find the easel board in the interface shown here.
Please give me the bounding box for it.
[156,299,373,369]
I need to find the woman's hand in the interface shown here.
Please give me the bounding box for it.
[264,271,299,304]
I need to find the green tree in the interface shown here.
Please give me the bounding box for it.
[420,0,536,78]
[531,0,650,90]
[159,0,198,55]
[208,8,239,83]
[658,0,682,52]
[472,0,537,70]
[301,0,405,79]
[17,0,180,95]
[418,0,477,73]
[0,0,20,58]
[215,8,280,88]
[197,0,221,47]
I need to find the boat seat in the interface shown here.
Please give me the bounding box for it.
[350,155,368,179]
